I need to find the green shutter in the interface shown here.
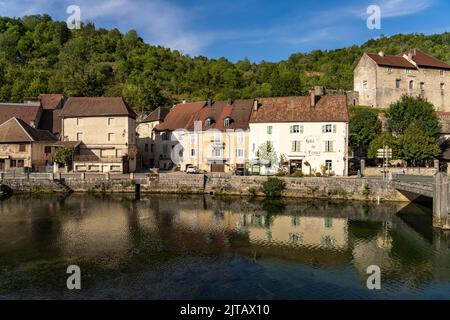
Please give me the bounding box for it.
[333,125,337,133]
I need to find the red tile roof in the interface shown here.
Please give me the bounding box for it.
[249,95,349,123]
[38,94,65,110]
[0,103,42,127]
[0,117,56,143]
[155,101,206,131]
[366,53,416,69]
[61,97,137,118]
[141,107,171,123]
[403,49,450,70]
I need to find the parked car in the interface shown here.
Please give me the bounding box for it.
[235,168,245,176]
[186,166,199,174]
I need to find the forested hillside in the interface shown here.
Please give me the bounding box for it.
[0,14,449,112]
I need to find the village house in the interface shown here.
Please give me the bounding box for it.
[0,117,56,172]
[59,97,138,173]
[248,90,349,176]
[154,101,207,170]
[178,99,254,173]
[136,107,170,169]
[354,49,450,111]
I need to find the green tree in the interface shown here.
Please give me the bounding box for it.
[368,133,397,159]
[387,95,441,136]
[396,123,441,163]
[54,146,74,165]
[349,107,381,153]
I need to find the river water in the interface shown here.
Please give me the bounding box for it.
[0,194,449,300]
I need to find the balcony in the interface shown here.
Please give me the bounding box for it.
[211,141,226,148]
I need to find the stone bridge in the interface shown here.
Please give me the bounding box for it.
[392,173,450,230]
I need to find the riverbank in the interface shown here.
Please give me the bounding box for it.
[0,173,411,202]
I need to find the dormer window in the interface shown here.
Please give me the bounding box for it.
[440,70,445,78]
[224,117,231,127]
[387,68,392,73]
[205,117,213,127]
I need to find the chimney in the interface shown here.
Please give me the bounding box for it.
[310,86,324,107]
[378,51,385,57]
[310,91,316,107]
[182,99,187,104]
[228,98,234,105]
[253,99,259,111]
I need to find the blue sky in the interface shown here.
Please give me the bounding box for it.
[0,0,448,62]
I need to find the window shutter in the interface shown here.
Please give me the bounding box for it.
[300,125,304,134]
[333,125,336,133]
[322,125,325,133]
[290,126,293,133]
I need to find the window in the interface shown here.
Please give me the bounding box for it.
[290,125,300,133]
[325,141,334,152]
[150,144,154,152]
[440,70,445,77]
[162,132,170,141]
[17,160,24,168]
[237,131,244,145]
[387,68,393,73]
[44,146,51,154]
[252,143,256,152]
[267,126,273,135]
[19,144,26,152]
[289,233,302,244]
[108,118,114,126]
[420,82,425,91]
[144,144,149,152]
[224,117,231,127]
[362,80,368,89]
[191,149,196,157]
[116,149,123,157]
[291,216,301,226]
[441,83,446,91]
[406,69,412,74]
[291,141,301,152]
[409,80,414,90]
[323,124,334,133]
[213,132,221,142]
[205,118,212,127]
[108,133,114,142]
[396,79,401,89]
[77,132,83,141]
[325,160,333,171]
[76,118,81,126]
[10,160,16,167]
[213,148,222,157]
[236,149,245,158]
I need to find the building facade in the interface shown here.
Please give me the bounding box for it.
[60,97,137,173]
[136,107,170,169]
[0,117,56,172]
[354,49,450,110]
[249,93,349,176]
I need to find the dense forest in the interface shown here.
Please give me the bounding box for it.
[0,14,449,112]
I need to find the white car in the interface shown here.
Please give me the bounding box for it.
[186,166,199,174]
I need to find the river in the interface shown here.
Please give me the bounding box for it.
[0,194,449,299]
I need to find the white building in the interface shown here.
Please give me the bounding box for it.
[249,93,349,176]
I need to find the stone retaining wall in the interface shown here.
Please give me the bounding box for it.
[1,173,409,201]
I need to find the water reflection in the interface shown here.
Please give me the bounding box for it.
[0,194,449,299]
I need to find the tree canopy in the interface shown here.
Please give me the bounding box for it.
[1,15,450,112]
[349,107,381,153]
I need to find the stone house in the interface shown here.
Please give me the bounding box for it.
[59,97,137,173]
[178,99,254,173]
[248,91,349,176]
[354,49,450,110]
[0,117,56,172]
[136,107,170,169]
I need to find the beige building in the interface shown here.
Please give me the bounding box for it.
[136,107,170,169]
[0,117,56,172]
[60,97,137,173]
[354,49,450,110]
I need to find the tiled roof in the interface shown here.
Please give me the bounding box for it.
[0,103,42,127]
[60,97,137,118]
[249,95,349,123]
[185,99,254,131]
[0,117,56,143]
[141,107,171,123]
[37,109,62,136]
[403,49,450,70]
[366,53,416,69]
[155,101,206,131]
[38,94,65,110]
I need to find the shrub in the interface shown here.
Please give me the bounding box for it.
[291,171,304,178]
[315,172,322,177]
[261,177,286,198]
[362,183,371,197]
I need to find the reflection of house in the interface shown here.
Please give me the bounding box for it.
[136,107,170,169]
[179,99,253,173]
[154,101,207,170]
[249,91,349,176]
[354,49,450,110]
[60,97,137,173]
[0,117,56,172]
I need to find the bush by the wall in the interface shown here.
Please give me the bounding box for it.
[261,177,286,198]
